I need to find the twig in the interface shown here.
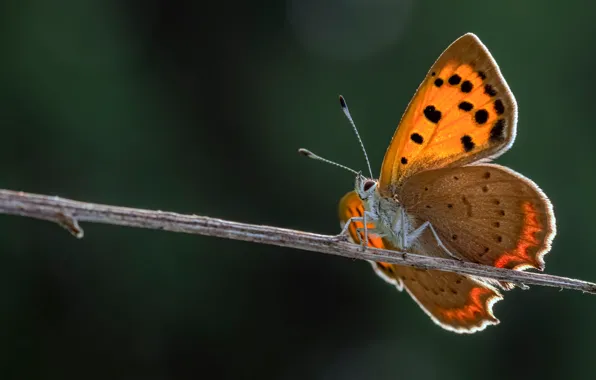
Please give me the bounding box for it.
[0,189,593,294]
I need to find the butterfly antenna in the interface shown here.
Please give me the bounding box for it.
[298,148,359,176]
[339,95,374,179]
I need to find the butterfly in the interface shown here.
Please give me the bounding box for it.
[301,33,556,333]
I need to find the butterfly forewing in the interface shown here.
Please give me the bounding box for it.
[379,33,517,193]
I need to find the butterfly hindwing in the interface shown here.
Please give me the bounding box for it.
[399,164,556,272]
[339,191,503,333]
[379,33,517,194]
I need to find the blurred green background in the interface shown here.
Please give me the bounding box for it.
[0,0,594,379]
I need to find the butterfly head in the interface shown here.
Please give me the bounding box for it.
[355,173,378,201]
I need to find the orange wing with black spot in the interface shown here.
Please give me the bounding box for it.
[339,191,503,333]
[379,33,517,193]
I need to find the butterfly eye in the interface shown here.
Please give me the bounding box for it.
[363,180,375,192]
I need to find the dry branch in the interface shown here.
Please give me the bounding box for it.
[0,189,594,294]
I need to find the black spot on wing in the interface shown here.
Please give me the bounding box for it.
[448,74,461,85]
[461,80,473,93]
[410,133,424,144]
[475,109,489,124]
[484,84,497,97]
[423,105,442,123]
[461,135,475,152]
[490,119,506,142]
[494,99,505,115]
[458,101,473,111]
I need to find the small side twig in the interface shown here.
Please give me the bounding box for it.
[0,189,594,294]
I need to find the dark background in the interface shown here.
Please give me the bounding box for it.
[0,0,594,379]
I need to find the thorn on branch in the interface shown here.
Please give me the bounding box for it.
[56,212,84,238]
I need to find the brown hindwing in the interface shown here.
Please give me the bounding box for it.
[399,164,556,272]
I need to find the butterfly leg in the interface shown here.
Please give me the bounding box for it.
[405,220,463,261]
[340,212,378,249]
[362,211,370,251]
[391,207,411,249]
[339,216,362,237]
